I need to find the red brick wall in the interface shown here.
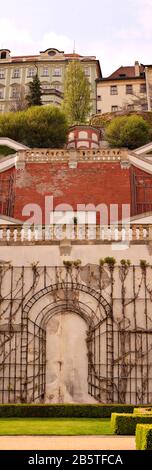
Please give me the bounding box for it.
[13,162,131,223]
[131,165,152,215]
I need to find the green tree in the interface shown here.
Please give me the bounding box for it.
[0,105,68,148]
[26,73,42,107]
[63,60,91,124]
[105,115,150,149]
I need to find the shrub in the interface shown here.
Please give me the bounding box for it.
[136,424,152,450]
[111,412,152,435]
[0,106,68,148]
[105,115,150,149]
[0,404,138,418]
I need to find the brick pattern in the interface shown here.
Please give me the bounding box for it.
[13,162,131,223]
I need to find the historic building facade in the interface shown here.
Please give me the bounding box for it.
[0,48,101,114]
[96,61,151,114]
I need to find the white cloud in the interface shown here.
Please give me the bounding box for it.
[41,32,73,53]
[0,18,74,55]
[129,0,152,38]
[0,18,34,52]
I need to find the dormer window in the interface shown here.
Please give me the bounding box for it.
[0,49,10,59]
[40,48,64,57]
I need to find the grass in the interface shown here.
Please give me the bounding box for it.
[0,146,16,156]
[0,418,112,436]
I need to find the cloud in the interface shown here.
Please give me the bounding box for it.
[0,18,74,55]
[129,0,152,38]
[0,18,34,52]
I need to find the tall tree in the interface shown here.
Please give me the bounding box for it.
[63,61,91,124]
[26,73,42,107]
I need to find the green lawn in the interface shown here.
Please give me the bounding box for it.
[0,418,112,435]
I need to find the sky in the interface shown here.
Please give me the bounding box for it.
[0,0,152,76]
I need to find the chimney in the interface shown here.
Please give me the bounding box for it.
[135,61,140,77]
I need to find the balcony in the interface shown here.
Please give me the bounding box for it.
[0,223,151,245]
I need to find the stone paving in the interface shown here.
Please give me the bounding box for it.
[0,435,135,450]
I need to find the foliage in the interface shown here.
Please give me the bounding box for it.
[63,260,73,268]
[63,60,91,124]
[99,258,105,266]
[105,115,150,149]
[0,106,68,148]
[104,257,116,266]
[136,424,152,450]
[111,412,152,435]
[0,403,137,418]
[140,259,149,269]
[120,259,131,267]
[0,145,16,156]
[26,73,42,107]
[73,259,82,267]
[90,110,152,130]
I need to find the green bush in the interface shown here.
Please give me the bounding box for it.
[0,106,68,148]
[0,145,16,156]
[105,115,150,149]
[136,424,152,450]
[0,404,138,418]
[111,412,152,435]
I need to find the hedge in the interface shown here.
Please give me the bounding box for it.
[136,424,152,450]
[111,413,152,435]
[134,407,152,415]
[0,404,139,418]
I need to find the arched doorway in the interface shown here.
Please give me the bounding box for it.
[21,283,112,403]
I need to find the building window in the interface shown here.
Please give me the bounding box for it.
[110,85,118,95]
[11,87,19,99]
[43,67,49,77]
[97,95,101,101]
[111,105,118,112]
[140,83,146,93]
[0,69,5,79]
[13,68,20,79]
[127,104,134,111]
[53,68,61,77]
[27,68,35,78]
[126,84,133,94]
[0,89,4,99]
[84,67,90,76]
[97,109,101,113]
[141,103,148,111]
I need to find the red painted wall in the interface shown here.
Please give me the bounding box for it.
[13,162,131,223]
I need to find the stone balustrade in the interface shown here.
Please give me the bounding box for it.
[0,223,151,244]
[16,148,129,163]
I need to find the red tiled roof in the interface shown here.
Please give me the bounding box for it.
[107,65,145,79]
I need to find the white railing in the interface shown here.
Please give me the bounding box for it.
[0,224,151,244]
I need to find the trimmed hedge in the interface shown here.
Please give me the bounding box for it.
[0,404,140,418]
[111,413,152,435]
[136,424,152,450]
[134,407,152,415]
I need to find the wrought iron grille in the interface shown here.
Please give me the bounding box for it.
[0,265,152,404]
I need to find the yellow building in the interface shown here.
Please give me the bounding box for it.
[0,48,102,114]
[96,61,148,114]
